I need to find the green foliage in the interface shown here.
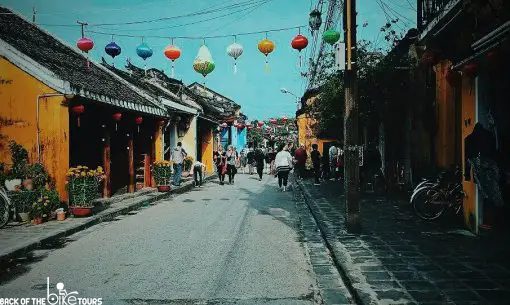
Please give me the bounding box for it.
[153,161,172,186]
[8,141,28,179]
[0,162,6,188]
[26,163,49,189]
[11,189,38,213]
[183,156,194,171]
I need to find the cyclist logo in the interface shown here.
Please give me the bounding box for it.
[46,277,79,305]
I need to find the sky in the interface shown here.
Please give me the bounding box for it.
[0,0,416,120]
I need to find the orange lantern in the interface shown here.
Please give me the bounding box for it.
[164,43,181,78]
[258,37,275,71]
[135,116,143,133]
[71,104,85,127]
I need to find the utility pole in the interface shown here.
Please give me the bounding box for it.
[343,0,360,232]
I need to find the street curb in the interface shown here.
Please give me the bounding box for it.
[0,175,217,262]
[295,180,373,305]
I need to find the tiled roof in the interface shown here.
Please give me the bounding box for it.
[0,6,165,116]
[188,82,241,121]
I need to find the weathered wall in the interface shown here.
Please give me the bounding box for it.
[200,126,214,174]
[0,57,69,200]
[178,116,197,161]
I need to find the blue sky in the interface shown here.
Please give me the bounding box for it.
[1,0,416,120]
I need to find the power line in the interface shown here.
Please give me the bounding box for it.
[86,24,305,40]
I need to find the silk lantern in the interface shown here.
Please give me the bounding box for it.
[135,116,143,133]
[227,38,244,74]
[291,33,308,66]
[193,44,215,84]
[105,40,121,66]
[164,43,181,78]
[71,104,85,127]
[258,37,275,72]
[112,112,122,131]
[323,29,340,45]
[136,41,153,74]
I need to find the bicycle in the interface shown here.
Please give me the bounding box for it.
[0,186,14,228]
[411,169,464,220]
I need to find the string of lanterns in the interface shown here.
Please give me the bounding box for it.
[75,9,341,79]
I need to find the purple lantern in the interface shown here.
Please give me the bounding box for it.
[105,41,121,59]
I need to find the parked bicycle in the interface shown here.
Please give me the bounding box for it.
[0,186,14,228]
[411,168,464,220]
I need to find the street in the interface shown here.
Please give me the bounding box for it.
[0,174,352,305]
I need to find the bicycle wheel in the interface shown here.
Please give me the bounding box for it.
[412,187,447,220]
[0,192,9,228]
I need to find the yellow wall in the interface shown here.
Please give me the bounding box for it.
[0,57,69,200]
[461,74,477,232]
[297,112,335,166]
[434,60,457,168]
[200,127,214,174]
[154,123,163,162]
[179,116,197,162]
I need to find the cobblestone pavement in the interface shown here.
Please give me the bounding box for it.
[0,174,353,305]
[298,178,510,305]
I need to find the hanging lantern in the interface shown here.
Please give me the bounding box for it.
[105,41,121,64]
[257,121,264,127]
[71,104,85,127]
[258,37,275,72]
[227,40,244,74]
[420,49,437,66]
[136,41,153,73]
[77,37,94,53]
[164,44,181,78]
[193,44,215,83]
[112,112,122,131]
[323,29,340,45]
[269,118,277,125]
[281,116,288,123]
[135,116,143,133]
[462,62,478,78]
[291,33,308,67]
[309,9,322,31]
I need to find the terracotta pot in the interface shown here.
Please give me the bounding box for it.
[157,185,171,192]
[70,206,93,217]
[56,211,66,221]
[32,217,43,225]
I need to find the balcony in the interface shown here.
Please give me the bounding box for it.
[418,0,459,29]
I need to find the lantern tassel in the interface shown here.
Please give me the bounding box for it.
[264,58,270,73]
[77,116,81,128]
[115,122,118,131]
[138,125,140,133]
[299,54,302,67]
[233,61,237,74]
[171,63,175,78]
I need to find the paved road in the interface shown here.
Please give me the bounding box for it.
[0,174,351,305]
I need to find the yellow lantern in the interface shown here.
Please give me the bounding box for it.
[258,38,275,72]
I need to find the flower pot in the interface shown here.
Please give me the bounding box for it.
[32,217,43,225]
[4,179,21,191]
[157,185,171,192]
[56,211,66,221]
[18,212,30,222]
[70,206,93,217]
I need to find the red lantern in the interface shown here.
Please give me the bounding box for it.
[257,121,264,127]
[420,49,437,66]
[135,116,143,133]
[269,118,277,125]
[71,104,85,127]
[292,33,308,67]
[112,112,122,131]
[462,62,478,78]
[281,116,288,123]
[77,37,94,53]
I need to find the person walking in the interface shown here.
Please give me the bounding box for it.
[239,145,248,174]
[171,142,187,186]
[226,145,237,184]
[275,143,293,191]
[254,146,265,181]
[294,144,307,180]
[214,145,227,185]
[329,143,339,181]
[191,160,206,187]
[247,146,255,175]
[268,148,276,175]
[311,144,321,186]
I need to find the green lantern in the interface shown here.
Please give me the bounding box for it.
[323,29,340,45]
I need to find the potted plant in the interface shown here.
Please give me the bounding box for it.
[11,189,38,222]
[4,141,28,191]
[40,188,60,220]
[30,196,51,225]
[153,160,172,192]
[26,163,49,190]
[182,156,194,177]
[66,166,104,217]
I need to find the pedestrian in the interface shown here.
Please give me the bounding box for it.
[240,145,248,174]
[268,148,276,175]
[190,160,206,187]
[171,142,187,186]
[226,145,237,184]
[254,146,265,181]
[311,143,321,186]
[275,143,293,191]
[294,144,307,180]
[329,143,339,181]
[214,145,227,185]
[247,146,255,175]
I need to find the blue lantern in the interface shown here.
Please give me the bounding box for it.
[136,42,153,60]
[105,41,121,59]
